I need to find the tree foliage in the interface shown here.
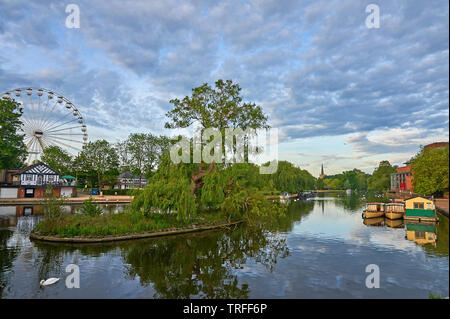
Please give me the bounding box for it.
[165,79,269,131]
[118,133,171,186]
[132,80,285,221]
[270,161,316,193]
[41,145,73,175]
[76,140,119,190]
[411,146,449,196]
[0,98,27,168]
[367,160,397,191]
[322,169,370,190]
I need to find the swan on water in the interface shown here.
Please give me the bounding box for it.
[40,278,60,287]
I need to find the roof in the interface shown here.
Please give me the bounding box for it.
[118,171,145,179]
[404,196,433,201]
[13,162,60,176]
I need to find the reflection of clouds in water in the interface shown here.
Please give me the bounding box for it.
[369,229,423,253]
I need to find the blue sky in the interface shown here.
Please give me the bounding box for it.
[0,0,448,177]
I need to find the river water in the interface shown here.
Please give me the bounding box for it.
[0,195,448,298]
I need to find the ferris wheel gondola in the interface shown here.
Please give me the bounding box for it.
[1,87,88,163]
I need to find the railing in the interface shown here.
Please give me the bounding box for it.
[12,181,77,187]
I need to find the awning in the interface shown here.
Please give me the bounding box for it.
[62,175,76,179]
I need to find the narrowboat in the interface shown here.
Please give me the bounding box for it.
[404,196,438,222]
[363,202,385,218]
[384,203,405,220]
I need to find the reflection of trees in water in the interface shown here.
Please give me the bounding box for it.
[29,201,315,298]
[423,215,449,257]
[261,200,314,233]
[333,194,366,211]
[120,224,289,298]
[0,229,19,298]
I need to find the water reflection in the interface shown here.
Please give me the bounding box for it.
[122,225,289,298]
[0,197,448,298]
[406,222,437,246]
[0,229,18,298]
[363,217,385,227]
[385,219,404,229]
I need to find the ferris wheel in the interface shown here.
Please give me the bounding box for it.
[1,87,88,163]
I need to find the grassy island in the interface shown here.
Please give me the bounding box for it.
[32,198,242,240]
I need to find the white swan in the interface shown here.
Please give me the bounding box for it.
[40,278,60,287]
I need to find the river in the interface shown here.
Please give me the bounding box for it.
[0,194,448,298]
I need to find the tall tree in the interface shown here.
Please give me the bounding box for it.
[411,146,449,196]
[367,160,397,191]
[77,140,119,191]
[41,146,73,175]
[121,133,172,187]
[132,80,284,221]
[165,79,269,195]
[0,98,27,168]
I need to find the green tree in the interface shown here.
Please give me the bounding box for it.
[121,133,172,187]
[132,80,284,221]
[411,146,449,196]
[41,145,73,175]
[165,79,269,131]
[0,98,27,168]
[324,178,341,190]
[77,140,119,191]
[165,79,269,196]
[367,160,397,191]
[270,161,316,193]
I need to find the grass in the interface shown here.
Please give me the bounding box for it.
[34,205,236,238]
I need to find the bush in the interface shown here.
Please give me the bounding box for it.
[42,196,65,220]
[101,189,142,196]
[78,197,103,216]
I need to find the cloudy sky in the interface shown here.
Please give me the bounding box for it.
[0,0,448,176]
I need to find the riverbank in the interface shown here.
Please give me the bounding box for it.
[435,199,449,218]
[0,194,133,205]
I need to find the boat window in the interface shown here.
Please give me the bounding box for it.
[414,202,424,209]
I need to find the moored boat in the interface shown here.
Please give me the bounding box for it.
[363,202,385,218]
[404,196,438,222]
[385,203,405,220]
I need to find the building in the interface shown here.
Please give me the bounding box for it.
[319,164,326,179]
[390,141,449,193]
[115,171,148,189]
[391,164,413,191]
[424,141,449,151]
[0,168,21,198]
[0,162,76,198]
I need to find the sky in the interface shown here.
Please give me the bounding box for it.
[0,0,448,177]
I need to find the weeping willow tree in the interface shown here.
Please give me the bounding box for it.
[131,80,285,221]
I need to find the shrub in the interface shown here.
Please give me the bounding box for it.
[78,197,103,216]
